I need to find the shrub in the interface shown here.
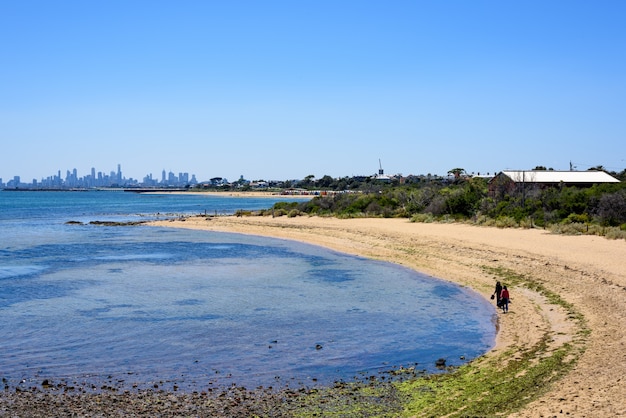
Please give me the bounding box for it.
[473,215,489,225]
[410,213,435,223]
[273,201,299,211]
[519,217,534,229]
[272,209,287,217]
[595,191,626,226]
[605,227,626,240]
[563,213,590,224]
[550,223,585,235]
[495,216,518,228]
[424,196,447,216]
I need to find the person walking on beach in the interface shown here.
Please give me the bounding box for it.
[500,285,510,313]
[493,281,503,307]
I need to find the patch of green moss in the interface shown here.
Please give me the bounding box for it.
[280,381,406,417]
[398,338,580,417]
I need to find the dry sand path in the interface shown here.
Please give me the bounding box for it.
[151,215,626,417]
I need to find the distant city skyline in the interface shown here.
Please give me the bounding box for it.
[0,164,202,189]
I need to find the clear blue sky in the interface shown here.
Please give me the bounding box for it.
[1,1,625,183]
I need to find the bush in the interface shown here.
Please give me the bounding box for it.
[595,191,626,226]
[273,201,299,211]
[424,196,447,216]
[605,227,626,240]
[495,217,518,228]
[563,213,590,224]
[410,213,435,223]
[519,217,534,229]
[550,223,586,235]
[472,215,496,227]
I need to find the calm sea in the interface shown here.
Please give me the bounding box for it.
[0,191,496,392]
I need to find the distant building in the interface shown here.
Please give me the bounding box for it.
[250,180,269,189]
[373,159,392,182]
[489,170,620,195]
[471,172,496,180]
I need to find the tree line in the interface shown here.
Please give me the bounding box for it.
[266,170,626,238]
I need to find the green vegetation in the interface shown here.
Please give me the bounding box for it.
[272,381,407,417]
[268,175,626,240]
[399,340,578,417]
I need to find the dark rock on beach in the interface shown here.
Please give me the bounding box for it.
[88,220,149,226]
[65,220,149,226]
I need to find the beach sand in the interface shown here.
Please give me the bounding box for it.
[149,215,626,416]
[2,215,625,416]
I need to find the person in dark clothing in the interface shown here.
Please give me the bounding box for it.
[493,281,503,307]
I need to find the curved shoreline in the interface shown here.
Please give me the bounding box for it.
[2,215,625,415]
[148,215,626,416]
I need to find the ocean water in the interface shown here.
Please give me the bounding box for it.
[0,191,496,391]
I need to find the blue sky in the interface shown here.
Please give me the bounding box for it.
[1,1,625,183]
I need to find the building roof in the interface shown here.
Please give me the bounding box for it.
[498,170,620,184]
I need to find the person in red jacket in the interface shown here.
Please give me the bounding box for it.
[500,286,510,313]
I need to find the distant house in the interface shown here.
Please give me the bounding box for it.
[373,173,392,182]
[250,181,269,189]
[489,170,620,195]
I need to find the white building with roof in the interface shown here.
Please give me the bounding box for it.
[489,170,620,195]
[496,170,619,185]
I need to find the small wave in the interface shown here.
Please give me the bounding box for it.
[0,265,45,280]
[93,253,173,261]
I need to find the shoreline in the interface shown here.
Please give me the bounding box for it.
[148,215,626,416]
[3,215,625,415]
[140,190,316,198]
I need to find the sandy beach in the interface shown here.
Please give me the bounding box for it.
[148,215,626,416]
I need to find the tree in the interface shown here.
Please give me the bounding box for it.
[316,175,334,188]
[301,175,315,188]
[447,168,466,179]
[595,190,626,226]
